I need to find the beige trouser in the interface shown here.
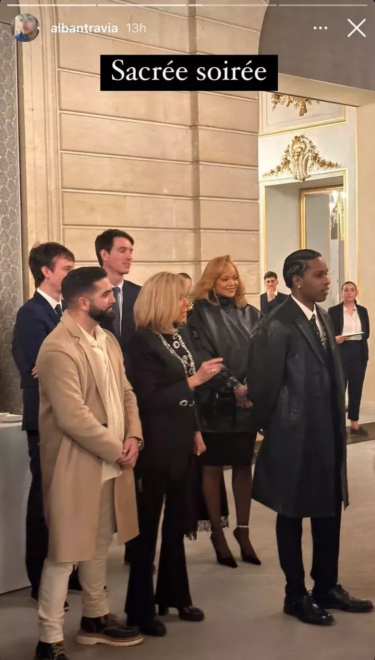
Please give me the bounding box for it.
[38,479,116,644]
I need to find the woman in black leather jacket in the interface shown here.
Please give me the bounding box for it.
[187,255,262,568]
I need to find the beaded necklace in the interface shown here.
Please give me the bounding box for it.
[158,332,196,376]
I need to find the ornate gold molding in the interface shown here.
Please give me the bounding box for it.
[271,94,320,117]
[262,135,341,182]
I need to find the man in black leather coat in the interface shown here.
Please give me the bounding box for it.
[248,249,373,626]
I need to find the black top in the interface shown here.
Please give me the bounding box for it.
[127,327,199,478]
[100,280,141,371]
[248,297,348,519]
[328,301,369,362]
[12,292,62,431]
[260,291,289,316]
[187,297,262,433]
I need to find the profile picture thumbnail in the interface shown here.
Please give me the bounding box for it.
[12,14,40,42]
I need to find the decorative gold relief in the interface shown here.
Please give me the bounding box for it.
[271,94,320,117]
[262,135,341,182]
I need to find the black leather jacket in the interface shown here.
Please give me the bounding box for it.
[187,297,262,433]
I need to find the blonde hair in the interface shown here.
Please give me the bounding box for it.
[193,255,247,308]
[134,272,185,334]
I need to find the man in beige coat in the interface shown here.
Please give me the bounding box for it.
[35,266,144,660]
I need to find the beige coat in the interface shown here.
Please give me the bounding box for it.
[36,312,142,563]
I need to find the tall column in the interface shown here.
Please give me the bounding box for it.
[0,18,23,413]
[357,103,375,407]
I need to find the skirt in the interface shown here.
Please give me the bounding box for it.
[200,431,257,467]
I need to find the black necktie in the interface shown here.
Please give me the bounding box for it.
[112,286,121,337]
[310,313,325,349]
[55,304,62,320]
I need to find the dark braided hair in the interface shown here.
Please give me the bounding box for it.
[283,249,322,290]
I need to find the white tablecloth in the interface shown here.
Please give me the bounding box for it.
[0,422,31,594]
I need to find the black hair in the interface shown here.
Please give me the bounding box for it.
[341,281,357,290]
[178,273,192,281]
[62,266,107,305]
[283,249,322,290]
[264,271,278,281]
[95,229,134,266]
[29,242,75,287]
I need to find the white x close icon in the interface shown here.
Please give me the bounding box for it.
[347,18,366,37]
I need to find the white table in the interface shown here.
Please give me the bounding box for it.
[0,422,31,594]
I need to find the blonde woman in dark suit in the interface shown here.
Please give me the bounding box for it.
[329,281,370,437]
[125,272,222,637]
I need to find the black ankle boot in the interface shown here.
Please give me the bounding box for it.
[35,641,69,660]
[76,614,143,647]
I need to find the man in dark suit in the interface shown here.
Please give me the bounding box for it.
[95,229,141,566]
[12,242,76,603]
[95,229,141,369]
[260,270,289,315]
[248,249,373,626]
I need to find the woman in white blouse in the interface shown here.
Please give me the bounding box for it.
[329,282,370,437]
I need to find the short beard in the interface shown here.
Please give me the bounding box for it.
[88,304,114,324]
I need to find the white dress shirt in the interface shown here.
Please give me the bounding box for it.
[291,295,324,340]
[37,287,61,311]
[343,306,362,341]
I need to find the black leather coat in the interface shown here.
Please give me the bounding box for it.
[248,297,348,519]
[187,297,262,433]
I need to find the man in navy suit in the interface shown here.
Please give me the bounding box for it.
[12,242,75,603]
[95,229,141,369]
[95,229,141,567]
[260,271,289,316]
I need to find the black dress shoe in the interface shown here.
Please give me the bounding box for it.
[178,606,205,622]
[35,641,69,659]
[350,426,369,437]
[284,594,335,626]
[76,613,144,647]
[158,606,204,622]
[138,618,167,637]
[31,589,69,612]
[314,585,374,613]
